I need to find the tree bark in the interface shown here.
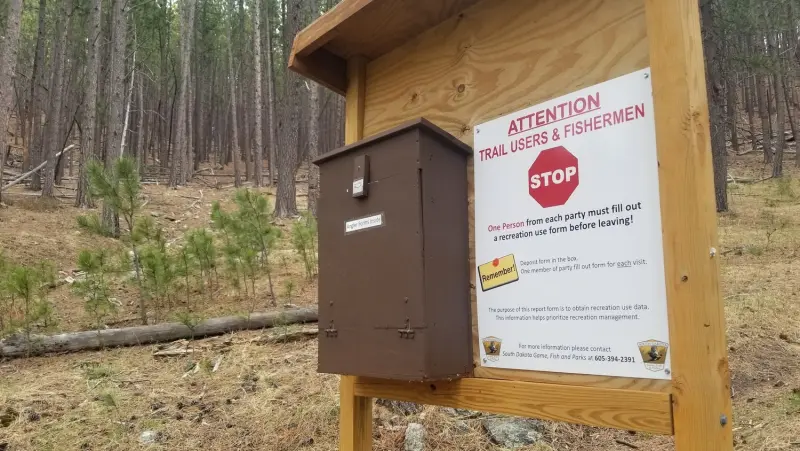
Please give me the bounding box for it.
[265,0,278,187]
[770,31,785,178]
[102,0,128,236]
[252,0,265,187]
[169,0,196,187]
[41,0,73,198]
[0,308,318,359]
[136,77,145,168]
[275,0,303,217]
[227,0,242,187]
[745,71,758,151]
[772,74,786,178]
[756,74,771,161]
[308,83,320,216]
[0,0,24,203]
[77,0,103,208]
[700,0,727,212]
[727,72,740,155]
[784,76,798,146]
[0,0,23,141]
[120,34,137,158]
[25,0,48,179]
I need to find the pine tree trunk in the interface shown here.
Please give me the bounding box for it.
[275,0,303,217]
[120,34,137,159]
[756,74,772,161]
[745,72,758,151]
[766,77,776,164]
[102,0,129,236]
[784,76,798,147]
[243,103,252,181]
[308,84,320,216]
[772,73,785,178]
[77,0,103,208]
[727,73,740,155]
[768,28,785,177]
[186,70,194,180]
[0,0,24,202]
[227,0,242,187]
[136,78,145,168]
[41,0,73,198]
[265,1,278,187]
[700,0,727,212]
[24,0,47,178]
[170,0,196,187]
[252,0,265,187]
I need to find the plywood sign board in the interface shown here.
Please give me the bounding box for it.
[290,0,733,450]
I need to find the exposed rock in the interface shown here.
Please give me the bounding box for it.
[404,422,425,451]
[139,430,163,445]
[376,398,422,416]
[482,416,545,449]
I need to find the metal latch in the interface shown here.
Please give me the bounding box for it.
[398,319,415,339]
[325,320,338,338]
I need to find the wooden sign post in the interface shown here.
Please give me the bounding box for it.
[290,0,733,450]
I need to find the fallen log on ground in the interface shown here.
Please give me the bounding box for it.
[1,145,76,192]
[0,307,318,359]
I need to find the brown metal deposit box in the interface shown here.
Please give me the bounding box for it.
[313,118,473,381]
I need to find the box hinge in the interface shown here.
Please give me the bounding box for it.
[325,320,338,338]
[397,319,416,339]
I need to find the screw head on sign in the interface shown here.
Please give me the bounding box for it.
[492,258,500,267]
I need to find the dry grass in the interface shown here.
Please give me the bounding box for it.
[1,155,800,450]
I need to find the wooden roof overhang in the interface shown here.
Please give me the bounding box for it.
[288,0,481,95]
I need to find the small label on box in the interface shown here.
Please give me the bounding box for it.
[345,213,384,234]
[353,178,364,196]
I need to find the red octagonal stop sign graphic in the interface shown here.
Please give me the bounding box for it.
[528,146,579,208]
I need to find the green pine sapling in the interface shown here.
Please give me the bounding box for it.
[232,190,281,305]
[136,222,176,324]
[4,263,57,354]
[74,249,117,335]
[80,156,150,324]
[185,229,217,296]
[291,211,318,280]
[0,253,13,337]
[211,201,245,295]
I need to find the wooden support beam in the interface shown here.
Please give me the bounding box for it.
[645,0,733,449]
[339,54,373,451]
[353,377,674,435]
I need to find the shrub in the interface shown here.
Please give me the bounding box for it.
[291,211,318,280]
[74,249,118,333]
[0,262,57,353]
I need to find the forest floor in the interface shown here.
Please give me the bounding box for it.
[1,154,800,450]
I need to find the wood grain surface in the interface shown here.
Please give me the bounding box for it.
[339,56,373,451]
[474,367,673,393]
[289,0,481,93]
[645,0,734,449]
[353,377,674,435]
[362,0,652,391]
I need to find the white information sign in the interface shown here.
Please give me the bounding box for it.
[345,213,384,234]
[474,68,671,380]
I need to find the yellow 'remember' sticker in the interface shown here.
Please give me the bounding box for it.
[478,254,520,291]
